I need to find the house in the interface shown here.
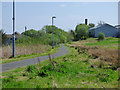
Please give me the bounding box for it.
[115,25,120,38]
[5,32,21,45]
[89,23,118,37]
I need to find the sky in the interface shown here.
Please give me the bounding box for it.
[1,1,118,34]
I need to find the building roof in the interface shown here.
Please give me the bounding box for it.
[115,25,120,29]
[89,23,117,30]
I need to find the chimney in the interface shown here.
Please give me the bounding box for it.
[85,19,88,25]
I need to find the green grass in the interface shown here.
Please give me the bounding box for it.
[84,37,118,46]
[68,37,118,50]
[2,46,119,88]
[1,46,60,64]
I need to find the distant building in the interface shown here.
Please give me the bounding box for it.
[89,23,118,37]
[115,24,120,29]
[115,25,120,38]
[5,32,21,45]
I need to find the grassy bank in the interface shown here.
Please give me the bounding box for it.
[2,44,50,58]
[1,45,60,64]
[68,37,119,68]
[71,37,118,49]
[2,45,119,88]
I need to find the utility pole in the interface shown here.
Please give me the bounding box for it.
[52,16,56,49]
[12,0,15,57]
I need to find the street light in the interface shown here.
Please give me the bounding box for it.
[12,0,15,57]
[58,32,60,46]
[52,16,56,49]
[24,26,27,54]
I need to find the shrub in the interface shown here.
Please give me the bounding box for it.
[98,32,105,40]
[75,24,89,40]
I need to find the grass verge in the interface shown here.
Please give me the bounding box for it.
[1,46,60,64]
[1,45,119,88]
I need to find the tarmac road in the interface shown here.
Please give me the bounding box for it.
[0,44,69,73]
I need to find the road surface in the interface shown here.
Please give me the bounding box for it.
[0,44,69,73]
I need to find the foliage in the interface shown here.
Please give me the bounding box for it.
[67,30,74,43]
[2,46,118,88]
[75,24,89,40]
[89,23,95,28]
[2,45,59,64]
[98,32,105,40]
[17,25,68,46]
[0,29,8,45]
[22,29,38,38]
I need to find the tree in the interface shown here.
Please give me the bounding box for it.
[75,24,89,40]
[67,30,74,43]
[98,32,105,40]
[89,23,95,28]
[22,29,38,38]
[97,21,105,26]
[0,29,8,45]
[20,25,68,46]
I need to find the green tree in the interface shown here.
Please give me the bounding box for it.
[22,29,38,38]
[89,23,95,28]
[67,30,74,43]
[75,24,89,40]
[0,30,8,45]
[19,25,68,46]
[98,32,105,40]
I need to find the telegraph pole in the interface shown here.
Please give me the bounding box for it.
[12,0,15,57]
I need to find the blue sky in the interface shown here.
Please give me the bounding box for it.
[2,2,118,34]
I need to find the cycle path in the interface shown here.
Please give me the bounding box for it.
[0,44,69,73]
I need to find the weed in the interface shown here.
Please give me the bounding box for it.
[97,73,110,82]
[3,78,11,83]
[26,65,36,72]
[22,73,27,77]
[36,85,41,88]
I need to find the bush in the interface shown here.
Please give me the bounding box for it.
[75,24,89,40]
[98,32,105,40]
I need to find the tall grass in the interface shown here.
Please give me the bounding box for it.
[2,44,50,58]
[88,48,118,65]
[2,35,53,58]
[69,45,118,66]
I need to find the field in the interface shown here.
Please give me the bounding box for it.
[1,37,119,88]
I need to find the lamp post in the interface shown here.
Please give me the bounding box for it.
[24,26,27,54]
[12,0,15,57]
[55,30,57,47]
[58,32,60,46]
[52,16,56,49]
